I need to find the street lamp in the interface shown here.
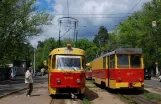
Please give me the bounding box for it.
[33,46,36,77]
[152,20,159,76]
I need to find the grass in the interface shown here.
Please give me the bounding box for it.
[118,94,135,104]
[86,85,97,88]
[82,98,91,104]
[118,90,161,104]
[143,92,161,102]
[86,80,94,84]
[144,85,150,88]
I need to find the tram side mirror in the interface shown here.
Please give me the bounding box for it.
[43,60,47,66]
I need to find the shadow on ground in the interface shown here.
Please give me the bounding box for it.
[93,82,145,95]
[105,87,146,95]
[84,87,99,101]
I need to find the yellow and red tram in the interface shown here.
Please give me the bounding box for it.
[91,48,144,89]
[85,63,92,79]
[44,44,86,95]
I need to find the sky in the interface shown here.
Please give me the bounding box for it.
[30,0,150,47]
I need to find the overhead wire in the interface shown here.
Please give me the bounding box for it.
[115,0,143,29]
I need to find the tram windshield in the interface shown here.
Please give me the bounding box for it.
[130,55,141,68]
[56,55,82,70]
[117,54,129,68]
[117,54,141,68]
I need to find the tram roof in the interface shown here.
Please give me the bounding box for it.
[93,48,142,61]
[49,47,85,56]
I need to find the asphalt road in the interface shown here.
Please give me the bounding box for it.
[0,75,48,97]
[144,78,161,89]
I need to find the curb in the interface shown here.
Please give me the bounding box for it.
[144,84,161,90]
[0,87,28,99]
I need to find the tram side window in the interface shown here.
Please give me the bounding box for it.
[82,56,85,69]
[103,57,106,69]
[117,54,129,68]
[48,55,51,67]
[130,55,141,68]
[52,55,56,69]
[110,55,115,68]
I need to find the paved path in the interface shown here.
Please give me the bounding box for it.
[0,75,48,98]
[0,82,51,104]
[144,78,161,89]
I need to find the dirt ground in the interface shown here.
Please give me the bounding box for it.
[0,80,126,104]
[85,80,125,104]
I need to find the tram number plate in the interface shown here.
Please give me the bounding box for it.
[64,76,73,80]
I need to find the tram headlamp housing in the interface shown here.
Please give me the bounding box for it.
[118,77,122,82]
[56,78,61,83]
[77,79,81,84]
[67,44,72,49]
[139,78,142,82]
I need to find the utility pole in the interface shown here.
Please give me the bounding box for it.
[75,30,78,48]
[33,48,36,77]
[58,20,61,47]
[152,20,159,76]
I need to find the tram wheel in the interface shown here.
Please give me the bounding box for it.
[77,94,84,99]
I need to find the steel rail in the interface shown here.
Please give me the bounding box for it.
[121,95,158,104]
[49,98,83,104]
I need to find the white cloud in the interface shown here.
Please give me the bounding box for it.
[30,0,148,46]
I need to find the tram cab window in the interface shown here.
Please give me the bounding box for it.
[82,56,85,69]
[56,55,82,70]
[48,55,51,67]
[52,55,56,69]
[110,55,115,68]
[117,54,129,68]
[130,55,141,68]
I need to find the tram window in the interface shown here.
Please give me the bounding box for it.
[130,55,141,68]
[110,55,115,68]
[48,55,51,66]
[103,57,106,68]
[52,55,56,69]
[117,54,129,68]
[56,55,81,70]
[82,56,85,69]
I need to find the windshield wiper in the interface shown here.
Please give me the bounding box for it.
[72,67,76,71]
[59,67,64,71]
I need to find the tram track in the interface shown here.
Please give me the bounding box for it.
[120,95,158,104]
[49,98,83,104]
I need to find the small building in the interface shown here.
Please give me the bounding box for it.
[13,60,31,76]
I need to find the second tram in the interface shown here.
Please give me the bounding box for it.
[85,63,92,79]
[91,48,144,89]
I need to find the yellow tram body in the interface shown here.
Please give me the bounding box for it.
[46,44,86,95]
[91,48,144,89]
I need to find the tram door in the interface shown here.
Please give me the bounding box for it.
[108,55,115,87]
[48,55,52,89]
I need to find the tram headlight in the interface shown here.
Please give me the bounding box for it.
[77,79,81,84]
[139,78,142,82]
[56,78,61,83]
[118,77,122,82]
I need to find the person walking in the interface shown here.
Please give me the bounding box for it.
[25,67,33,97]
[13,71,17,79]
[41,68,45,76]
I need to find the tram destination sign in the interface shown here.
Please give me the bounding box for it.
[115,48,142,54]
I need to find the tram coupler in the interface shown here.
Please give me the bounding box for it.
[129,82,133,88]
[71,93,77,100]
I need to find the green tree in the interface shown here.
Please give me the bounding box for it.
[117,0,161,70]
[93,26,109,48]
[0,0,52,66]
